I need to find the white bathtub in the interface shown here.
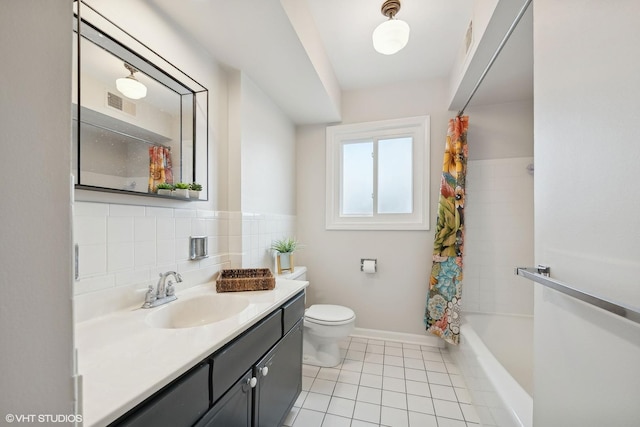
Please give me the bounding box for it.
[448,313,533,427]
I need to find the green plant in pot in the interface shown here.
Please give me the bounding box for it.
[173,182,190,198]
[189,182,202,199]
[156,182,174,196]
[270,237,299,274]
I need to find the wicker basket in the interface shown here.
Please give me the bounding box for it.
[216,268,275,292]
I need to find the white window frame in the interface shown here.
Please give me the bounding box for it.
[326,116,430,231]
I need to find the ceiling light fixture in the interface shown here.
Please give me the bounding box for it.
[372,0,410,55]
[116,63,147,100]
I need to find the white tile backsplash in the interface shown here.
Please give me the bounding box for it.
[175,237,190,261]
[74,216,106,245]
[156,239,176,264]
[145,206,173,217]
[107,217,134,243]
[175,218,192,238]
[236,212,296,269]
[134,217,156,242]
[134,241,157,267]
[115,268,149,288]
[192,218,206,236]
[75,201,109,216]
[78,244,107,277]
[174,208,197,218]
[464,157,534,316]
[74,202,296,319]
[109,204,145,217]
[108,242,134,271]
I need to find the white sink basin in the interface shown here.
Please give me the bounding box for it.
[145,294,249,329]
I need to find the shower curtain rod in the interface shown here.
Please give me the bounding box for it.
[457,0,532,117]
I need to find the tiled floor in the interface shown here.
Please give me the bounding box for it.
[283,336,480,427]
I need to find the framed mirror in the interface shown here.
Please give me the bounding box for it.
[72,1,208,200]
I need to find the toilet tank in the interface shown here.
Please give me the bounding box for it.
[278,266,307,281]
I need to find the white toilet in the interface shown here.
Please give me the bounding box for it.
[281,267,356,367]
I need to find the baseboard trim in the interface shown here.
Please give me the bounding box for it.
[351,327,445,348]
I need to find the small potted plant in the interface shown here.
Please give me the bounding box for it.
[189,182,202,199]
[173,182,190,198]
[270,237,299,274]
[156,182,173,196]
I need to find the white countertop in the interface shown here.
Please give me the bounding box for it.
[75,278,308,427]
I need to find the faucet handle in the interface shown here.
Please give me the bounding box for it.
[166,280,176,297]
[142,284,156,308]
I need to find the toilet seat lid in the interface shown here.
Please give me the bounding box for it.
[306,304,355,323]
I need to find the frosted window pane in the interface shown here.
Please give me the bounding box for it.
[342,141,373,215]
[378,137,413,214]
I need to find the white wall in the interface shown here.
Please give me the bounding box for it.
[533,1,640,425]
[296,78,450,336]
[464,157,534,316]
[465,100,533,160]
[462,100,534,316]
[240,74,296,216]
[297,80,534,336]
[226,71,297,268]
[0,0,75,418]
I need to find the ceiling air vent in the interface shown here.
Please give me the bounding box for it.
[465,21,473,55]
[107,92,136,116]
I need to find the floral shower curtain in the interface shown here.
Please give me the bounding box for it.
[424,116,469,345]
[148,146,173,192]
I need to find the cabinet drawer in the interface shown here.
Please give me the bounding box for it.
[211,309,282,403]
[111,362,209,427]
[282,291,305,334]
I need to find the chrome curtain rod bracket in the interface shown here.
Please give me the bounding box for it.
[515,266,640,325]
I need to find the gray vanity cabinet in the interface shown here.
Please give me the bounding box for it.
[113,362,210,427]
[253,321,303,427]
[201,291,305,427]
[198,321,303,427]
[109,290,305,427]
[210,308,283,404]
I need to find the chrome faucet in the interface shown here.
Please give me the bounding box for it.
[142,271,183,308]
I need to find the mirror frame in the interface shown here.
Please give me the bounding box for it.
[73,1,208,200]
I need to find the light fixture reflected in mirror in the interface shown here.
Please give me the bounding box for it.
[116,63,147,99]
[373,0,410,55]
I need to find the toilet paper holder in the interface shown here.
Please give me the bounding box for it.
[360,258,377,272]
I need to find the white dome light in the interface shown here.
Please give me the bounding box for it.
[373,18,410,55]
[116,63,147,100]
[116,76,147,99]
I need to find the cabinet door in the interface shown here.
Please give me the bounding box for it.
[196,370,253,427]
[112,363,209,427]
[254,320,303,427]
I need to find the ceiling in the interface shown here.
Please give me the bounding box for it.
[305,0,473,91]
[145,0,532,124]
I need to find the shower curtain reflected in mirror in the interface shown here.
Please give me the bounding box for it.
[148,146,173,192]
[424,116,469,345]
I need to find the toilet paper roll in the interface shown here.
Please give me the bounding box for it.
[362,260,376,274]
